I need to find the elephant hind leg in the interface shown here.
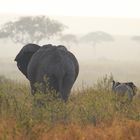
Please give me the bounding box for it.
[60,75,75,101]
[47,75,59,92]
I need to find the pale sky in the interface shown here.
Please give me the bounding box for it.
[0,0,140,18]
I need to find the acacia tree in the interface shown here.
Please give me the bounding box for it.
[0,16,66,44]
[59,34,78,49]
[81,31,114,57]
[132,36,140,42]
[81,31,114,47]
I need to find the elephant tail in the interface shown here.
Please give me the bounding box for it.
[58,77,64,99]
[58,76,69,101]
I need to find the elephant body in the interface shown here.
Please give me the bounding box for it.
[15,44,79,101]
[112,80,137,101]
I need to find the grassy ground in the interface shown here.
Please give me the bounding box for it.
[0,75,140,140]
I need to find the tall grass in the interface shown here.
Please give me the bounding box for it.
[0,75,140,139]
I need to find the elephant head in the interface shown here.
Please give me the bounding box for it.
[15,44,40,78]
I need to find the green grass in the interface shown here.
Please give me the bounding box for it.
[0,75,140,139]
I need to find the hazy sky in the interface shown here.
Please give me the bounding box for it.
[0,0,140,60]
[0,0,140,35]
[0,0,140,18]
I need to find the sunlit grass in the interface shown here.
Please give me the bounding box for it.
[0,75,140,139]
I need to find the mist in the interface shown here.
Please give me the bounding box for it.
[0,15,140,88]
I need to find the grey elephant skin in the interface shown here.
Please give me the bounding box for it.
[15,43,79,101]
[112,80,137,101]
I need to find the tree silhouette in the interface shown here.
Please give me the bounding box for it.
[132,36,140,42]
[81,31,114,57]
[0,16,66,44]
[60,34,78,49]
[81,31,114,47]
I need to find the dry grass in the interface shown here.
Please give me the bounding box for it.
[0,75,140,140]
[40,119,140,140]
[0,118,140,140]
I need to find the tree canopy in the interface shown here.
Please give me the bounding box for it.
[81,31,114,47]
[60,34,78,49]
[132,36,140,42]
[60,34,77,43]
[0,16,66,44]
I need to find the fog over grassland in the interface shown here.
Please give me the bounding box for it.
[0,15,140,87]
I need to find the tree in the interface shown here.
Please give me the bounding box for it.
[59,34,78,49]
[81,31,114,47]
[81,31,114,57]
[132,36,140,42]
[0,16,66,44]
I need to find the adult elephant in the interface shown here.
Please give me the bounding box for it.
[15,43,79,101]
[112,80,137,102]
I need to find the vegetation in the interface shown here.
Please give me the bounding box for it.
[132,35,140,42]
[0,75,140,139]
[81,31,114,47]
[59,34,78,49]
[0,16,66,44]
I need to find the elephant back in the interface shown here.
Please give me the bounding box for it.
[112,81,137,101]
[27,44,79,82]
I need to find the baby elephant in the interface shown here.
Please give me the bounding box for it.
[112,80,137,102]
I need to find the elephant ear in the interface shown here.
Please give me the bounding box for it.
[15,43,40,78]
[112,80,115,87]
[125,82,137,96]
[113,80,120,87]
[112,80,121,91]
